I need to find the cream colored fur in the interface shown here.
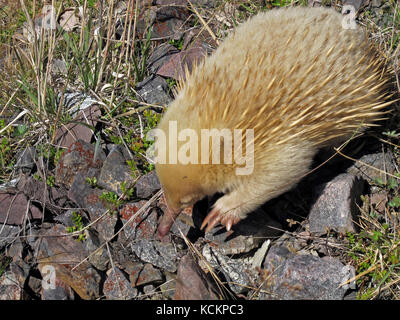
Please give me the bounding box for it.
[155,7,393,231]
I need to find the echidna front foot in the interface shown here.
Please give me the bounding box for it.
[201,204,241,233]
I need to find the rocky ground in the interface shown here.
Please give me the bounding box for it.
[0,0,399,300]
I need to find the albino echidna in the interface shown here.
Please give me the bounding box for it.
[153,6,395,238]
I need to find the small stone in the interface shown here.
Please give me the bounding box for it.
[68,172,118,240]
[54,104,101,149]
[136,263,163,286]
[309,173,364,234]
[347,151,396,184]
[98,146,136,196]
[143,284,156,296]
[121,201,158,240]
[147,43,179,74]
[103,267,137,300]
[131,239,177,273]
[17,175,69,215]
[0,271,22,300]
[136,75,172,106]
[123,261,144,287]
[0,225,21,250]
[0,192,43,225]
[54,209,86,228]
[35,224,102,300]
[84,229,110,271]
[14,147,36,173]
[136,171,161,199]
[156,46,208,81]
[55,140,106,188]
[202,244,254,294]
[261,245,353,300]
[174,254,220,300]
[41,278,75,300]
[159,272,176,299]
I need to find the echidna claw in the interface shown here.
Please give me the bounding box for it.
[201,208,240,233]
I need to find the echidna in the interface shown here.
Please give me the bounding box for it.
[153,6,395,238]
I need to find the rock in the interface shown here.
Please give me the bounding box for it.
[343,0,364,11]
[156,46,208,81]
[204,208,282,255]
[0,225,21,250]
[369,192,388,215]
[0,192,43,225]
[309,173,364,234]
[103,267,138,300]
[159,271,176,299]
[0,270,23,300]
[131,239,178,273]
[8,261,29,288]
[261,245,353,300]
[68,172,118,240]
[174,254,220,300]
[347,150,396,184]
[35,224,103,300]
[123,261,144,287]
[143,284,156,296]
[51,58,68,74]
[6,239,27,262]
[59,8,80,32]
[41,277,75,300]
[136,171,161,198]
[54,209,87,228]
[54,104,101,149]
[147,43,179,74]
[156,195,193,238]
[17,175,69,214]
[137,5,189,40]
[83,229,110,271]
[98,145,136,196]
[14,147,36,173]
[156,0,216,7]
[136,75,172,106]
[55,140,106,188]
[120,201,158,240]
[136,263,163,286]
[202,244,255,294]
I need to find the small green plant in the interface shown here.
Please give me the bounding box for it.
[121,181,134,201]
[46,175,55,187]
[66,211,87,242]
[86,176,98,187]
[100,191,121,214]
[168,38,184,50]
[346,225,400,299]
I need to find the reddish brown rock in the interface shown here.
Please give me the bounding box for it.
[0,192,42,225]
[174,255,220,300]
[121,201,158,240]
[55,140,106,188]
[103,267,137,300]
[36,224,102,300]
[54,105,101,149]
